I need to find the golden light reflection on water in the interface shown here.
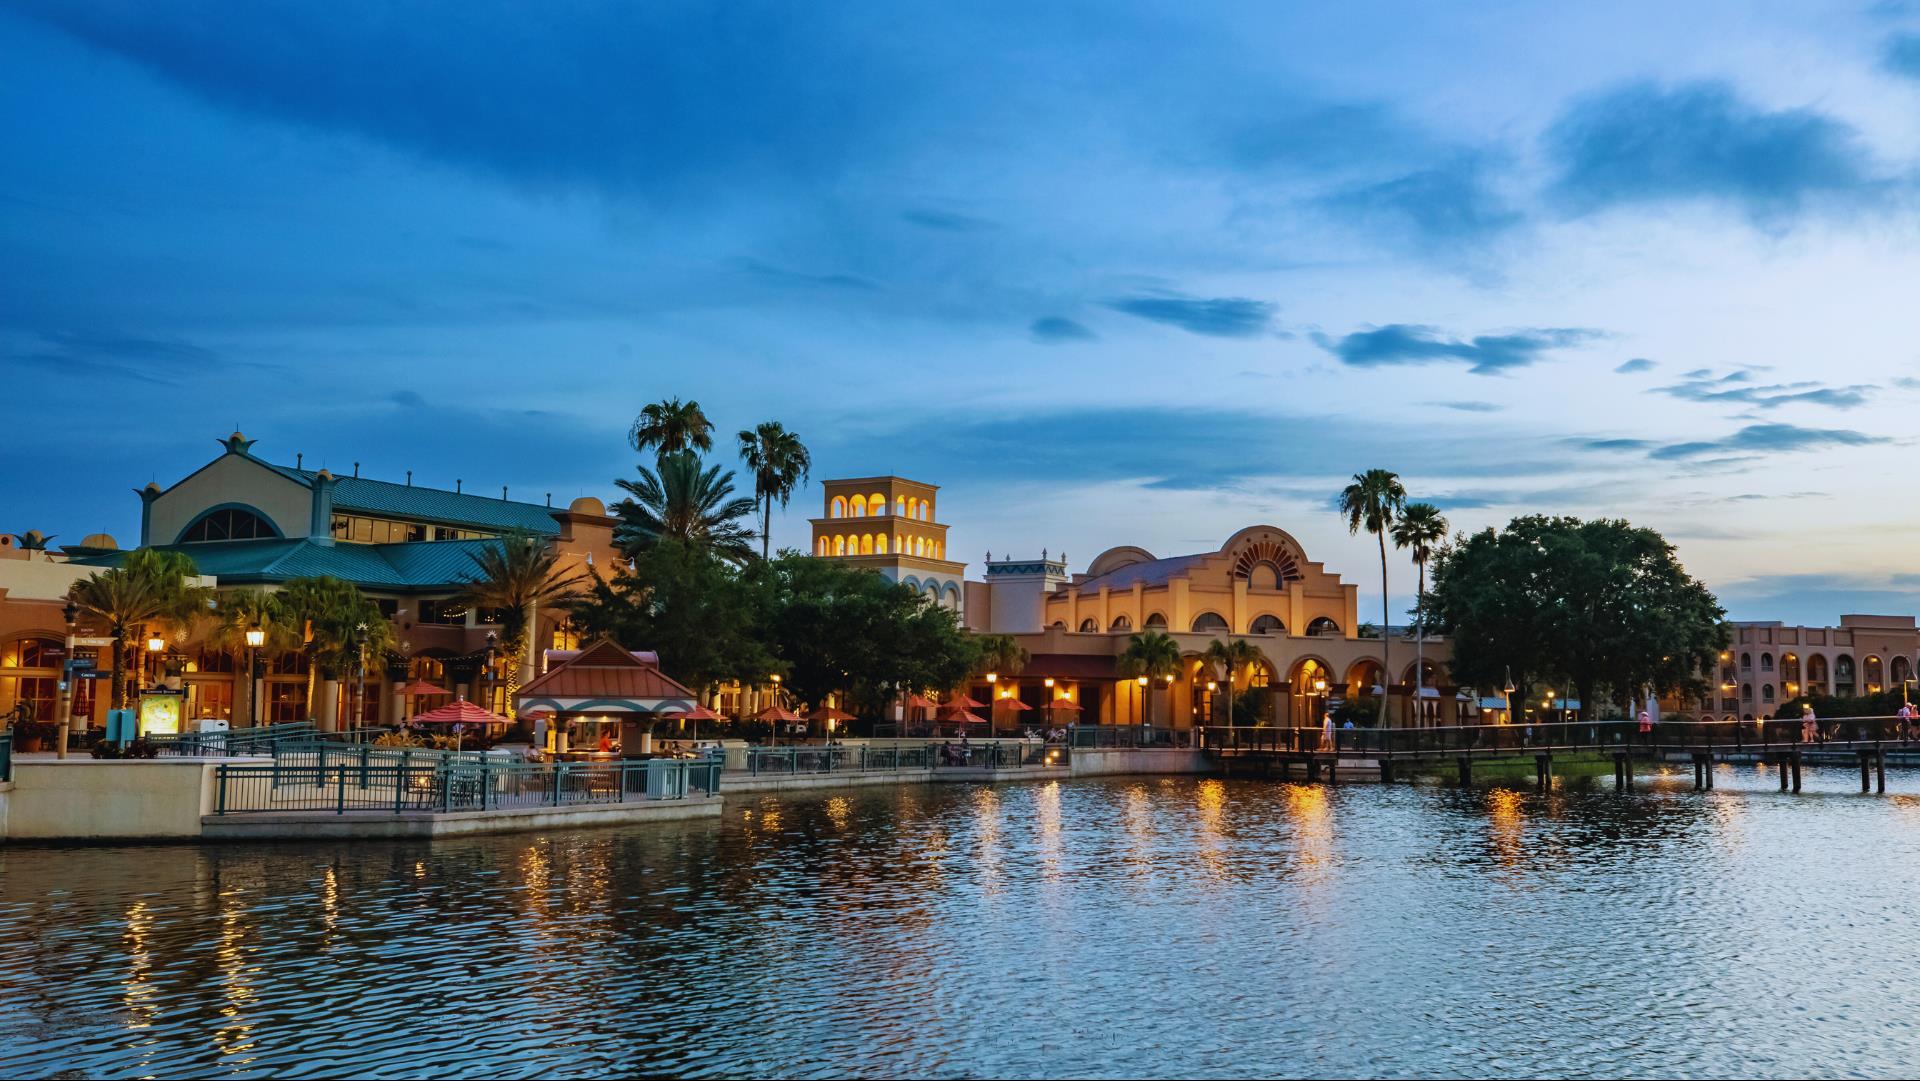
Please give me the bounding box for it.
[971,787,1003,897]
[1486,788,1524,871]
[1035,781,1063,883]
[119,899,156,1031]
[825,795,852,831]
[212,890,258,1064]
[1282,783,1334,891]
[1193,778,1230,884]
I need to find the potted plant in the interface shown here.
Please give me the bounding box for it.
[12,720,61,753]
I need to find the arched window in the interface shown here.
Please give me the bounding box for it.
[1247,563,1282,590]
[833,536,846,556]
[816,537,828,555]
[868,493,887,516]
[906,497,919,519]
[1895,656,1913,685]
[851,499,866,518]
[1865,655,1884,690]
[894,497,906,516]
[919,502,930,521]
[875,534,889,554]
[830,496,847,518]
[1741,682,1753,701]
[1078,618,1098,632]
[1762,684,1775,702]
[1306,617,1341,637]
[178,506,279,543]
[860,534,874,555]
[1110,615,1132,632]
[1190,612,1228,633]
[1250,614,1286,635]
[1761,653,1773,672]
[1740,652,1751,670]
[1,636,63,669]
[1143,612,1168,629]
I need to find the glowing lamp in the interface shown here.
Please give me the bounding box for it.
[245,625,265,649]
[146,633,166,653]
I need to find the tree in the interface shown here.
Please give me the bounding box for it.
[276,576,388,727]
[570,538,775,700]
[612,450,758,564]
[456,532,587,692]
[1201,638,1263,728]
[207,589,297,727]
[737,421,812,560]
[1116,630,1183,727]
[628,398,714,459]
[1339,468,1406,726]
[1391,502,1449,711]
[971,634,1029,680]
[66,548,214,714]
[1423,516,1726,721]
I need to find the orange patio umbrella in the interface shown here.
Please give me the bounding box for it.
[943,692,988,710]
[661,703,725,721]
[409,698,513,726]
[752,704,803,723]
[808,706,857,722]
[399,680,451,697]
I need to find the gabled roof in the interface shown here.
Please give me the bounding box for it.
[68,537,505,592]
[289,469,562,535]
[514,638,697,715]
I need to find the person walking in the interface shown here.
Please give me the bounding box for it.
[1898,701,1915,742]
[1637,707,1653,749]
[1801,703,1818,745]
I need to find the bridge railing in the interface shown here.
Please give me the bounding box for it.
[1198,715,1920,756]
[1065,725,1194,749]
[746,741,1063,774]
[212,756,721,815]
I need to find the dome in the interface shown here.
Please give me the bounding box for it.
[568,496,607,516]
[80,533,119,550]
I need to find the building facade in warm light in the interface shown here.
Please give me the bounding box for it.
[960,525,1461,730]
[1666,615,1920,721]
[809,475,965,614]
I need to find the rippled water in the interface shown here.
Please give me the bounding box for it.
[6,765,1920,1078]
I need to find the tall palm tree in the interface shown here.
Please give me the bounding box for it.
[456,532,588,692]
[277,575,386,728]
[737,421,812,560]
[629,398,714,459]
[1116,630,1183,728]
[1391,502,1449,720]
[611,450,758,564]
[66,548,214,713]
[1339,469,1407,727]
[1201,637,1264,728]
[208,589,296,728]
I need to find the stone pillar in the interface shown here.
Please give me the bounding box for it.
[318,678,339,732]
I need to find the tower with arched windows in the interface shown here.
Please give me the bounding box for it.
[809,476,965,615]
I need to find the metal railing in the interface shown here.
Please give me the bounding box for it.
[1066,725,1194,750]
[146,722,319,757]
[1,731,11,782]
[744,741,1063,774]
[1195,715,1920,758]
[213,757,721,815]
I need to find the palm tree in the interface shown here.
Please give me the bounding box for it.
[1201,638,1264,729]
[611,450,758,564]
[1391,502,1449,720]
[208,589,296,728]
[737,421,812,560]
[277,576,386,729]
[629,398,714,459]
[1116,630,1183,728]
[1339,469,1407,727]
[456,532,588,692]
[66,548,214,714]
[970,634,1030,734]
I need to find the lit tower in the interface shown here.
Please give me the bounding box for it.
[810,476,965,615]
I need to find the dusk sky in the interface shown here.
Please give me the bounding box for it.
[7,2,1920,624]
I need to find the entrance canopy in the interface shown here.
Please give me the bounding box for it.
[513,638,697,718]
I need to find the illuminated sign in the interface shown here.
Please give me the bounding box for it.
[138,694,184,737]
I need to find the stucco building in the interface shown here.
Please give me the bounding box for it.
[1668,615,1920,720]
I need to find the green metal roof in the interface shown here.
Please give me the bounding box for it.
[70,537,507,593]
[285,469,562,534]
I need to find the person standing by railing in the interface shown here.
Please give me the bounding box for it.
[1637,708,1652,749]
[1898,702,1916,743]
[1801,703,1817,745]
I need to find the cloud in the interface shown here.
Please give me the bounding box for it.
[1654,368,1875,410]
[1715,571,1920,623]
[1427,400,1504,413]
[901,209,994,232]
[1614,357,1656,374]
[4,329,232,385]
[1105,294,1277,338]
[1315,157,1522,252]
[1568,437,1655,452]
[1313,324,1602,375]
[1544,80,1881,222]
[1884,32,1920,79]
[1649,423,1889,460]
[1029,316,1096,344]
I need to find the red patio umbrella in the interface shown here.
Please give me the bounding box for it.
[661,703,725,721]
[808,706,857,722]
[994,697,1033,712]
[904,694,940,710]
[944,692,988,710]
[409,698,513,726]
[751,705,803,723]
[399,680,451,697]
[1041,699,1082,717]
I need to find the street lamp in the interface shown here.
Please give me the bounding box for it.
[56,601,77,759]
[244,623,265,729]
[1503,667,1517,727]
[145,631,166,694]
[770,673,782,747]
[483,630,499,717]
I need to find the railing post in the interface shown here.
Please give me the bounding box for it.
[440,767,452,813]
[552,763,565,807]
[335,765,347,815]
[394,764,405,815]
[216,765,228,815]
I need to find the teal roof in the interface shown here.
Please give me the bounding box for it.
[284,469,561,535]
[70,537,507,592]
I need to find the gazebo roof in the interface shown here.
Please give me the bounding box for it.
[513,638,698,717]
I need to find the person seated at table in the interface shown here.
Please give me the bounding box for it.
[596,731,613,754]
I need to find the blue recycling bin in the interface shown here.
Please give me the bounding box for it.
[105,708,138,745]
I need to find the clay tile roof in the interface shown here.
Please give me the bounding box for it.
[514,638,696,705]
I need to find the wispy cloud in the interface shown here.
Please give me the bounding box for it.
[1544,80,1883,223]
[1883,32,1920,79]
[1649,423,1889,460]
[1654,368,1875,410]
[1615,357,1656,374]
[1106,294,1278,338]
[1427,400,1504,413]
[1029,316,1096,344]
[1313,324,1602,375]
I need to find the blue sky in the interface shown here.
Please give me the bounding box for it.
[7,1,1920,624]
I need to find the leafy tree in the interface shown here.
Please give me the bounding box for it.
[1116,630,1182,727]
[612,450,758,564]
[570,538,774,699]
[66,548,215,711]
[208,589,298,726]
[628,397,714,459]
[971,634,1029,679]
[737,421,812,560]
[1339,468,1406,726]
[1201,638,1263,726]
[456,532,587,691]
[1391,501,1449,695]
[277,576,389,725]
[1423,516,1725,721]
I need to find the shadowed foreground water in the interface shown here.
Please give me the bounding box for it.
[6,765,1920,1079]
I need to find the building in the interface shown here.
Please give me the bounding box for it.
[959,525,1461,730]
[810,476,965,615]
[2,431,621,731]
[1668,615,1920,720]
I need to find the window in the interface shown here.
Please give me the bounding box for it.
[1761,653,1773,672]
[1078,618,1098,632]
[1110,615,1132,632]
[1191,612,1228,633]
[1,636,61,669]
[1250,615,1286,635]
[1144,612,1168,629]
[331,515,430,544]
[181,507,277,543]
[1306,617,1341,637]
[1740,652,1751,670]
[417,600,470,626]
[1762,684,1775,702]
[268,682,306,722]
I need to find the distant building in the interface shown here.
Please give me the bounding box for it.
[808,476,965,615]
[1668,615,1920,720]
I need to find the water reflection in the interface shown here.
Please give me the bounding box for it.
[6,767,1920,1077]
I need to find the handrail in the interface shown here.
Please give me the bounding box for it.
[213,756,722,815]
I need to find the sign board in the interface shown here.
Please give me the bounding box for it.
[73,636,116,648]
[138,694,184,737]
[66,657,96,672]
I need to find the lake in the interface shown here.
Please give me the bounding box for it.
[5,764,1920,1079]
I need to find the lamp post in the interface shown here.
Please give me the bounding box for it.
[770,673,782,747]
[483,630,499,718]
[1503,667,1517,727]
[145,631,165,694]
[244,623,265,728]
[56,601,77,759]
[986,671,998,736]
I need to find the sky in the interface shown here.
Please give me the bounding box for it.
[6,1,1920,625]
